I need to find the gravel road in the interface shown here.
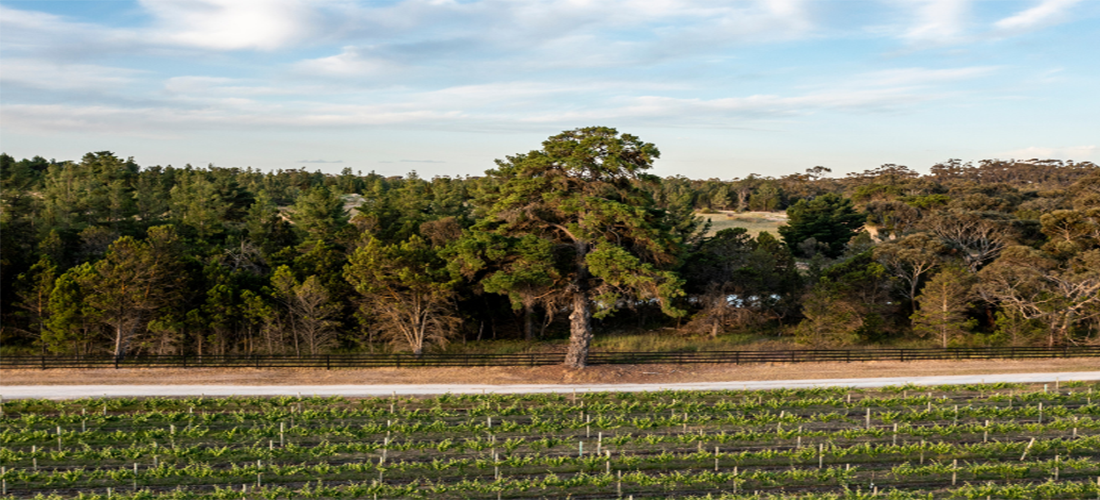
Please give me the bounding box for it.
[3,371,1098,399]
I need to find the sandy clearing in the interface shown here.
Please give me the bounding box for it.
[2,358,1097,387]
[2,371,1098,399]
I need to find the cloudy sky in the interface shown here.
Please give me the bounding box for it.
[1,0,1097,179]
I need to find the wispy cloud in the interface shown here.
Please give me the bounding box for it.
[901,0,970,45]
[0,59,142,91]
[0,65,997,135]
[994,0,1081,32]
[0,0,1094,177]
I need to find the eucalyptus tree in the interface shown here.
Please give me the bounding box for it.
[873,232,947,312]
[473,127,689,368]
[977,247,1100,346]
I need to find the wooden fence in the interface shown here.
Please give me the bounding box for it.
[2,346,1098,369]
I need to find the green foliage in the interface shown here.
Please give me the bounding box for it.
[270,265,340,355]
[12,257,58,352]
[291,186,349,243]
[474,127,690,366]
[779,193,865,258]
[345,236,459,355]
[1,147,1098,354]
[77,226,187,357]
[5,384,1098,499]
[910,266,977,347]
[682,229,802,336]
[978,246,1100,346]
[900,193,950,209]
[44,263,101,354]
[796,252,897,346]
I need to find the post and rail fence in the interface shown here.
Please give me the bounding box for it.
[1,345,1098,370]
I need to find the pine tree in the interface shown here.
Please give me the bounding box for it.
[911,266,976,347]
[779,193,864,258]
[473,127,689,367]
[79,226,186,358]
[344,236,458,356]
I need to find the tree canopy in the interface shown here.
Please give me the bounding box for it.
[471,127,691,367]
[2,141,1099,361]
[779,193,865,258]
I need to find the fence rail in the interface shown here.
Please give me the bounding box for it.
[2,346,1098,370]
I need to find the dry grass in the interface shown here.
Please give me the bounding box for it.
[2,358,1095,386]
[699,210,787,237]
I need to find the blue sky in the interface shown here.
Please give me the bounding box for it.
[1,0,1097,179]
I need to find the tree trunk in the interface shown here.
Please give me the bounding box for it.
[564,290,592,368]
[524,302,536,342]
[564,239,592,369]
[114,324,124,359]
[1052,311,1074,347]
[711,293,724,338]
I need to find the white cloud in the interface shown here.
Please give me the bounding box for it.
[162,76,285,96]
[523,86,941,125]
[0,6,141,60]
[295,46,405,76]
[2,62,994,136]
[0,59,141,91]
[855,66,998,87]
[138,0,318,51]
[994,0,1081,32]
[902,0,970,44]
[292,0,815,76]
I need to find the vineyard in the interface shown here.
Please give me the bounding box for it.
[2,382,1099,499]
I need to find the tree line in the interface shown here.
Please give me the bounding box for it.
[2,127,1098,367]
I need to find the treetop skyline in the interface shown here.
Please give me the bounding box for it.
[1,0,1097,178]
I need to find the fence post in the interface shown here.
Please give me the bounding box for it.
[41,355,46,370]
[326,355,331,370]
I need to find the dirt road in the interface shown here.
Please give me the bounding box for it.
[3,370,1097,399]
[3,357,1097,386]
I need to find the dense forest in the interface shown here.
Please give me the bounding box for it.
[2,127,1099,367]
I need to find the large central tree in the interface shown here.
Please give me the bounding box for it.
[475,127,688,368]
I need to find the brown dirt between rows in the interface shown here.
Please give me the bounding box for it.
[2,358,1097,386]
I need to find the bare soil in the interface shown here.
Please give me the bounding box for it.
[2,358,1096,386]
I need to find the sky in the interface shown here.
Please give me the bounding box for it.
[1,0,1098,180]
